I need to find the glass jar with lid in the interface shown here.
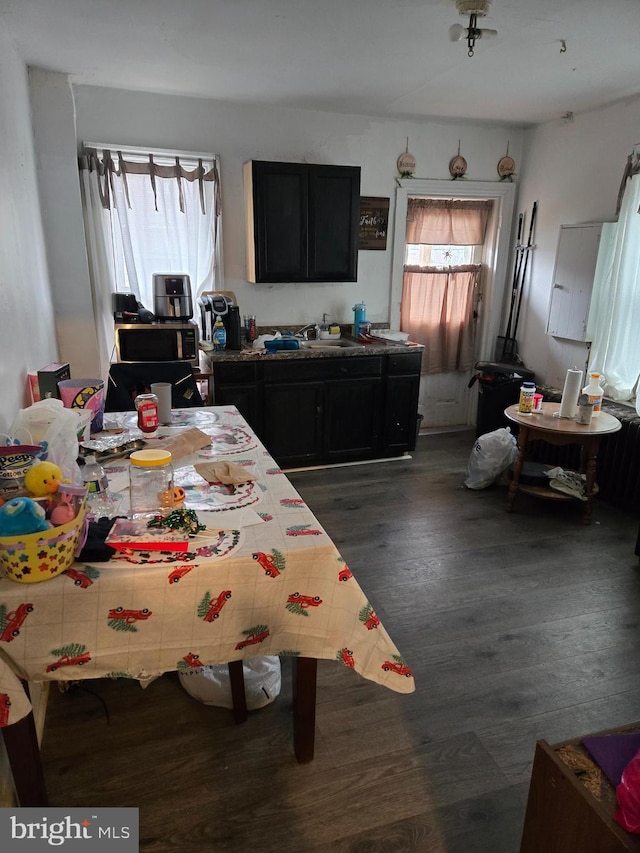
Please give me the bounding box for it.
[129,449,174,517]
[134,393,159,434]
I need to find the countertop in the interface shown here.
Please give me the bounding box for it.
[201,338,423,364]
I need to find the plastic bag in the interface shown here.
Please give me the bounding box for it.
[10,399,83,484]
[178,656,281,710]
[616,748,640,833]
[464,427,517,489]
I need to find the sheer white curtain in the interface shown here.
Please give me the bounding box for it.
[78,159,116,380]
[587,173,640,402]
[79,146,223,370]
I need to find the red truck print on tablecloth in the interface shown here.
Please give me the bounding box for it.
[64,566,100,588]
[0,603,34,642]
[359,603,380,630]
[381,656,413,678]
[286,593,323,616]
[235,624,270,650]
[0,694,11,726]
[177,652,203,671]
[337,647,355,668]
[46,643,91,673]
[279,498,305,509]
[252,549,285,578]
[198,590,232,622]
[107,607,152,632]
[168,565,194,584]
[338,566,353,582]
[286,525,322,537]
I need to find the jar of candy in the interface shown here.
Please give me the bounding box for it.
[134,393,159,434]
[129,449,174,517]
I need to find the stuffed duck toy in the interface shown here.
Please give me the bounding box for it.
[0,497,50,536]
[23,461,64,497]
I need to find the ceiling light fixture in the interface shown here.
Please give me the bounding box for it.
[449,0,497,57]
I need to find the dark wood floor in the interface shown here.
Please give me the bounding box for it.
[40,430,640,852]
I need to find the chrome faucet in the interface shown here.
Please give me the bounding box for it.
[294,323,317,340]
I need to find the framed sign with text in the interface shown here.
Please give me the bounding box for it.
[359,197,389,250]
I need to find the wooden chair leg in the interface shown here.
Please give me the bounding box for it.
[228,660,247,724]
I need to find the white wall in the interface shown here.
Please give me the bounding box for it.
[29,70,99,378]
[513,96,640,388]
[0,29,58,434]
[68,83,524,332]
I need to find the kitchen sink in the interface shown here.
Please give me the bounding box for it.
[299,338,364,349]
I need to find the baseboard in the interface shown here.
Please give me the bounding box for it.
[283,454,410,474]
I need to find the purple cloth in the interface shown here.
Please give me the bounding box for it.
[582,733,640,787]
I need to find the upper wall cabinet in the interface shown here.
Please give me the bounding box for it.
[546,223,613,342]
[244,160,361,283]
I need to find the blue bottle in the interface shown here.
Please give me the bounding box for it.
[353,301,366,333]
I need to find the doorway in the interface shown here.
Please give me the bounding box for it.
[390,180,516,429]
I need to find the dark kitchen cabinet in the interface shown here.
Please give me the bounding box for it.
[324,376,382,463]
[383,351,422,454]
[210,348,420,468]
[244,160,361,283]
[263,381,324,467]
[212,361,263,438]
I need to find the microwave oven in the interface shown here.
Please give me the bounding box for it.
[114,322,200,367]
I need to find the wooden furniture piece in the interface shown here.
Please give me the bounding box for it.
[212,349,422,467]
[504,401,621,524]
[0,406,413,805]
[520,727,640,852]
[244,160,361,283]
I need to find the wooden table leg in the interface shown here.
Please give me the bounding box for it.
[1,711,48,806]
[292,657,317,763]
[580,437,600,526]
[228,659,247,724]
[507,425,529,512]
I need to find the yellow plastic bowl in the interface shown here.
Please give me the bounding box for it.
[0,501,87,583]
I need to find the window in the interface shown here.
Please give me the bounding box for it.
[79,145,223,375]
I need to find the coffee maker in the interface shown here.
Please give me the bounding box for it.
[198,293,242,350]
[153,274,194,321]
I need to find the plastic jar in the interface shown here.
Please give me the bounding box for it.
[582,372,604,416]
[518,381,536,415]
[134,393,159,434]
[129,449,174,517]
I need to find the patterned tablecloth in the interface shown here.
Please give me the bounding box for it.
[0,407,414,727]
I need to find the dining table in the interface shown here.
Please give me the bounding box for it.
[0,405,414,806]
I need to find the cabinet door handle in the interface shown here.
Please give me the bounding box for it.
[553,283,563,290]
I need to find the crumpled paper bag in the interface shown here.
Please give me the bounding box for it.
[194,460,257,485]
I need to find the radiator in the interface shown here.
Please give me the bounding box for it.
[527,391,640,512]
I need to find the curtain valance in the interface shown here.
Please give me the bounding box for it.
[80,147,221,215]
[406,198,492,245]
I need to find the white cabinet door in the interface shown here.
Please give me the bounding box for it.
[546,223,607,341]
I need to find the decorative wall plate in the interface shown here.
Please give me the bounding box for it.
[497,154,516,180]
[449,154,468,179]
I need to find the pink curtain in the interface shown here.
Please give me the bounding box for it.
[406,199,491,245]
[401,266,480,374]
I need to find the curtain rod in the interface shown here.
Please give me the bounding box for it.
[83,142,217,161]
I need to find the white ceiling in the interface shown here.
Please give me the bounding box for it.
[2,0,639,126]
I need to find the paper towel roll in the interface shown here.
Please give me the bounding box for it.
[558,368,583,418]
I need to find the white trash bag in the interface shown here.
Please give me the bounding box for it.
[179,656,281,710]
[464,427,517,490]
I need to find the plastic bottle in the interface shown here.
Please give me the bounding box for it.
[582,372,604,416]
[129,449,174,517]
[213,315,227,351]
[353,301,366,333]
[518,381,536,415]
[82,454,113,516]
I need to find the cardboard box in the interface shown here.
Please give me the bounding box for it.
[37,363,71,400]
